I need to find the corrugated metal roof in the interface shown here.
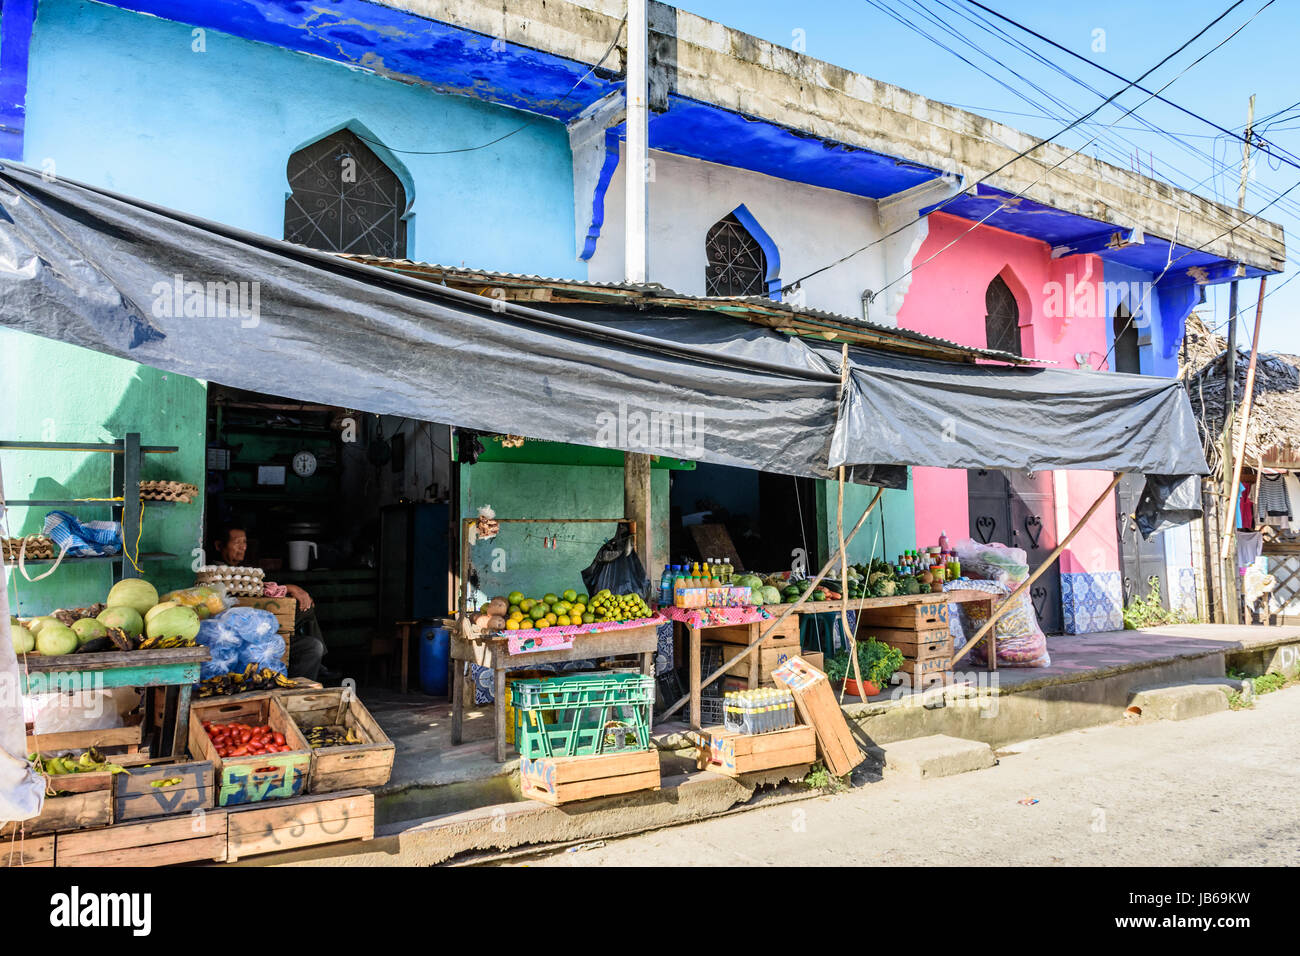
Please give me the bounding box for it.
[335,253,1037,364]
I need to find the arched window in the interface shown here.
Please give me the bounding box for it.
[1112,304,1141,374]
[705,212,768,297]
[284,129,408,258]
[984,274,1022,356]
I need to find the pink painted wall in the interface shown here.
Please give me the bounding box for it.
[896,213,1119,573]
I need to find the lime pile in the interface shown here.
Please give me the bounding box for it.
[501,588,650,630]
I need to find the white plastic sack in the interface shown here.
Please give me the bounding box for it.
[0,469,47,822]
[953,539,1050,668]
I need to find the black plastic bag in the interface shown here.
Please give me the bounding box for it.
[581,524,652,600]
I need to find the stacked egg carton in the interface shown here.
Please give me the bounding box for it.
[197,565,265,597]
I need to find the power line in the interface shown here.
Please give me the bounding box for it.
[860,0,1275,303]
[780,0,1260,293]
[965,0,1300,173]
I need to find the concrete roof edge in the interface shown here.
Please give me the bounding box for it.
[376,0,1284,271]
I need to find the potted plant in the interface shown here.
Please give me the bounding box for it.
[825,638,904,698]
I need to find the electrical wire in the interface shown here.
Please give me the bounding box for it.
[964,0,1300,173]
[349,16,627,157]
[780,0,1262,293]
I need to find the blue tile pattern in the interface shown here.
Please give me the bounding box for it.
[1060,570,1123,634]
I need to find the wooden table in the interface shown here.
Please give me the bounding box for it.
[18,647,209,758]
[680,590,1001,728]
[450,622,660,763]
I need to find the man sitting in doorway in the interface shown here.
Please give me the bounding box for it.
[212,525,336,683]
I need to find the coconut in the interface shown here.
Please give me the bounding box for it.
[26,616,58,636]
[71,618,109,645]
[10,624,35,654]
[145,605,201,642]
[36,622,78,655]
[105,578,159,617]
[97,605,144,639]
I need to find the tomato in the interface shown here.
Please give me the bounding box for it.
[272,732,286,746]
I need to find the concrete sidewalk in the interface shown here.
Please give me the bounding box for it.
[277,623,1300,864]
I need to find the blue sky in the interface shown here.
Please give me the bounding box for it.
[680,0,1300,355]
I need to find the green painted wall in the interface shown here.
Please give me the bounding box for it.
[458,460,669,606]
[1,329,206,616]
[815,480,916,568]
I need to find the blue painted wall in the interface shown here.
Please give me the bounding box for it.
[22,0,580,276]
[1100,260,1187,377]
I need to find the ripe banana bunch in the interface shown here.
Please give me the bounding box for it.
[197,664,294,698]
[304,724,363,749]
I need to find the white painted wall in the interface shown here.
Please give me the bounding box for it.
[587,150,889,320]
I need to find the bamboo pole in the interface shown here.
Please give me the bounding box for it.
[1220,276,1268,561]
[660,485,884,720]
[834,343,869,702]
[950,472,1122,668]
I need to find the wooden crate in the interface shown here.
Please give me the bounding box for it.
[0,830,55,866]
[897,659,951,688]
[708,615,799,648]
[875,629,953,661]
[694,724,817,776]
[1,785,113,838]
[225,790,374,861]
[112,758,215,822]
[802,651,824,672]
[14,724,148,836]
[188,696,312,807]
[858,599,949,630]
[720,643,800,684]
[771,656,865,778]
[520,750,661,806]
[278,688,395,792]
[56,812,228,867]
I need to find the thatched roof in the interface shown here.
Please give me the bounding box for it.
[1182,312,1300,475]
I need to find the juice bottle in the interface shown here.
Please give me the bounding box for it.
[673,568,689,607]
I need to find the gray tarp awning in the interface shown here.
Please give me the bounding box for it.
[0,161,1206,532]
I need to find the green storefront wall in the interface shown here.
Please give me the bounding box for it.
[1,329,207,616]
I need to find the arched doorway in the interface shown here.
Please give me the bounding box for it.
[1112,304,1141,374]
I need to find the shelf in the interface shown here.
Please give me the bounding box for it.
[0,440,177,454]
[5,499,177,508]
[218,424,336,437]
[3,551,179,567]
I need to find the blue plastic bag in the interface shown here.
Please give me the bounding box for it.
[237,631,286,675]
[199,648,239,681]
[196,618,241,654]
[218,607,278,642]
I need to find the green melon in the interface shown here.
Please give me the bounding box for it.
[145,605,201,642]
[10,624,35,654]
[97,606,144,639]
[105,578,159,618]
[36,622,78,655]
[71,618,109,645]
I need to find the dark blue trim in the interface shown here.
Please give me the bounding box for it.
[0,0,37,161]
[579,129,620,262]
[729,203,781,300]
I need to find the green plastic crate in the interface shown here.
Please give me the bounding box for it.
[512,672,655,758]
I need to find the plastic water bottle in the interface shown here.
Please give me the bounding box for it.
[660,564,675,605]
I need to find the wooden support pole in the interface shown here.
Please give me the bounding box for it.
[660,485,884,720]
[624,452,653,583]
[834,344,869,702]
[950,472,1122,668]
[1221,276,1267,562]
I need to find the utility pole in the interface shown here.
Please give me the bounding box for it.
[1218,94,1254,624]
[623,0,653,580]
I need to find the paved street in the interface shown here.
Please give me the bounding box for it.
[520,686,1300,867]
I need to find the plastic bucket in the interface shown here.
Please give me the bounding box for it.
[418,625,451,696]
